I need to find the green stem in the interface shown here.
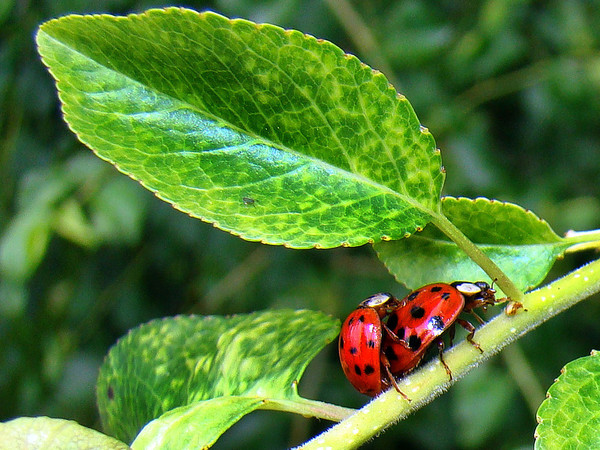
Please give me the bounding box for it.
[564,229,600,252]
[430,212,524,302]
[262,397,354,423]
[298,257,600,449]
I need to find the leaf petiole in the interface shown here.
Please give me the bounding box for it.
[564,229,600,253]
[430,212,525,302]
[262,397,354,422]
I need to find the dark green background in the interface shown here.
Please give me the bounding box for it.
[1,1,599,448]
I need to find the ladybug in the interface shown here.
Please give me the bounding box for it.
[338,293,410,399]
[382,281,496,380]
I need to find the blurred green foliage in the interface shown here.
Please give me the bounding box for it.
[1,0,599,448]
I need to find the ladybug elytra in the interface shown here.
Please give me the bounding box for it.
[338,293,409,400]
[382,281,496,380]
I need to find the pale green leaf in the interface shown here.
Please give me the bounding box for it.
[0,416,129,450]
[131,397,263,449]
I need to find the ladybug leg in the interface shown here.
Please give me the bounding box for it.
[380,352,411,402]
[382,324,411,350]
[436,338,453,381]
[447,323,456,347]
[457,318,483,353]
[470,310,486,325]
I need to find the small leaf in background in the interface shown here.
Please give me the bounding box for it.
[0,416,129,450]
[0,154,101,281]
[375,197,570,292]
[90,177,148,245]
[36,8,443,249]
[0,206,53,282]
[96,310,339,443]
[535,350,600,449]
[53,198,98,248]
[131,396,263,449]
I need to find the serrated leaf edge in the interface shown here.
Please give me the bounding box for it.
[36,8,440,249]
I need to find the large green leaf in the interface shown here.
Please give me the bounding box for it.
[96,310,339,443]
[375,197,570,292]
[36,8,443,249]
[0,417,129,449]
[535,351,600,449]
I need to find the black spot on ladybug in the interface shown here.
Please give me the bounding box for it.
[340,337,344,349]
[431,286,442,292]
[364,365,375,375]
[429,315,445,331]
[408,335,422,351]
[411,306,425,319]
[348,317,354,326]
[387,313,398,330]
[396,327,405,340]
[385,346,398,361]
[359,315,366,323]
[350,347,359,355]
[107,386,114,400]
[408,291,420,301]
[354,364,362,375]
[441,292,451,300]
[367,340,376,348]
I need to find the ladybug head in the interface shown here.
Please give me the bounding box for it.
[452,281,496,306]
[474,281,496,302]
[360,292,395,308]
[358,292,401,317]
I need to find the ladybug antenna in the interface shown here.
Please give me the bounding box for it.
[491,278,498,291]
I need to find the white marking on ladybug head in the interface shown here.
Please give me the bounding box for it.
[361,292,394,308]
[453,282,482,295]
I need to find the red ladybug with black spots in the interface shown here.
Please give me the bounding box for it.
[382,281,496,379]
[339,281,496,397]
[338,292,409,399]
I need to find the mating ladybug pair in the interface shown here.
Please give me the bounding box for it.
[338,281,497,398]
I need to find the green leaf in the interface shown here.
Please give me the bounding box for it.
[96,310,339,443]
[90,177,148,245]
[535,350,600,449]
[374,197,569,292]
[0,416,129,449]
[36,8,443,249]
[0,205,52,282]
[0,153,110,280]
[53,198,98,248]
[131,397,263,449]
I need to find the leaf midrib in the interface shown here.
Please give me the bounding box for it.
[40,27,433,217]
